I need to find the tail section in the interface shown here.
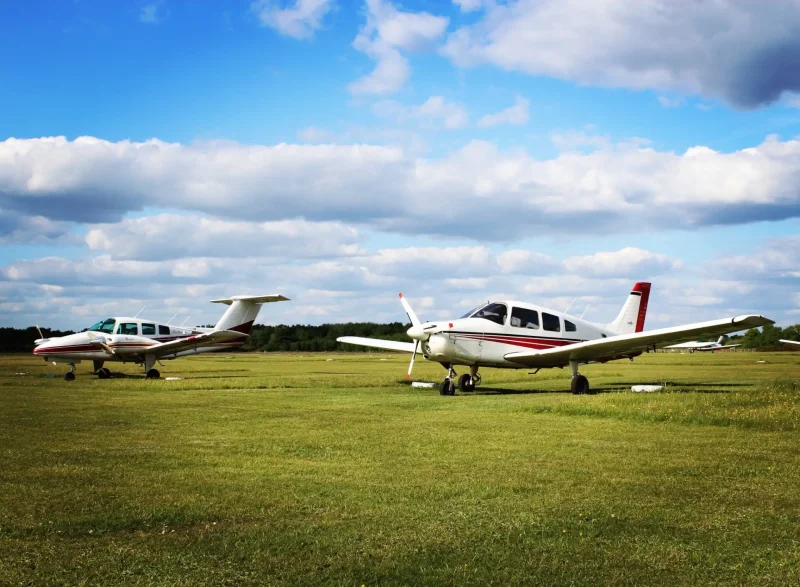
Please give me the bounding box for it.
[211,294,290,334]
[607,282,650,334]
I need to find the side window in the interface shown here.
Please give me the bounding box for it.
[510,307,540,329]
[542,313,561,332]
[565,320,577,332]
[117,322,138,335]
[158,325,170,335]
[142,323,155,336]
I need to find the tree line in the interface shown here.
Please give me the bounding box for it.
[2,323,799,354]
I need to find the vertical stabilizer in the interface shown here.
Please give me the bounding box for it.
[211,294,290,333]
[607,282,650,334]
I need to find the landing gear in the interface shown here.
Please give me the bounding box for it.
[64,364,76,381]
[439,365,457,396]
[458,373,475,392]
[97,367,111,379]
[146,368,160,379]
[569,360,591,395]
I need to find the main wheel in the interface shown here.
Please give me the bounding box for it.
[571,374,589,395]
[439,379,455,396]
[146,368,160,379]
[64,372,75,381]
[458,373,475,392]
[102,367,111,378]
[98,368,110,379]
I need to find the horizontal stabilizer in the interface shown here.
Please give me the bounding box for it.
[337,336,416,353]
[210,294,290,305]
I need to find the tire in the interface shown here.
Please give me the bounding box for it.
[458,373,475,392]
[98,368,110,379]
[146,368,160,379]
[64,372,75,381]
[439,379,455,396]
[571,375,589,395]
[102,367,111,378]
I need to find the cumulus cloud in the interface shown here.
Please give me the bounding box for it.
[252,0,332,39]
[349,0,449,95]
[452,0,484,12]
[85,215,362,260]
[477,96,529,127]
[3,135,800,242]
[563,247,681,277]
[441,0,800,109]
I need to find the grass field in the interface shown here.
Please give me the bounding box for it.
[1,351,799,586]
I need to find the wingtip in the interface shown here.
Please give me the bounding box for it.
[398,293,403,298]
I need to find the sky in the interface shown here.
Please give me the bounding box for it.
[1,0,799,331]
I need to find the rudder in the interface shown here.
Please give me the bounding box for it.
[607,282,650,334]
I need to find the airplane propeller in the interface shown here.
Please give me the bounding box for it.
[399,293,446,380]
[87,332,115,355]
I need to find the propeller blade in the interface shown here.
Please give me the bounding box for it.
[35,324,44,339]
[399,293,421,327]
[406,340,418,380]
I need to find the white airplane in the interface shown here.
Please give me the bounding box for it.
[337,283,773,395]
[780,339,800,347]
[32,294,289,380]
[664,336,741,352]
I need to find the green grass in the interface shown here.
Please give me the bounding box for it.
[1,351,799,585]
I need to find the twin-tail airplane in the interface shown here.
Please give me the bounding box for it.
[33,294,289,380]
[663,336,741,352]
[337,283,773,395]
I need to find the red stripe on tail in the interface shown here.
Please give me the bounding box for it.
[633,282,651,332]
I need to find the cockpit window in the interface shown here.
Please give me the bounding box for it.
[88,318,116,334]
[459,304,484,319]
[471,303,508,326]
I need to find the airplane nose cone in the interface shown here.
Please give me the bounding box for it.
[406,325,428,341]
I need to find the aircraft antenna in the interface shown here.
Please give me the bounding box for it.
[179,316,191,327]
[133,306,146,318]
[563,297,577,316]
[580,305,590,319]
[166,312,179,325]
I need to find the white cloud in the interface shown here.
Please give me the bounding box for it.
[452,0,484,12]
[85,215,362,260]
[657,95,686,109]
[563,247,681,277]
[477,96,529,128]
[550,129,610,152]
[252,0,332,39]
[349,0,449,95]
[3,135,800,243]
[372,96,468,130]
[441,0,800,109]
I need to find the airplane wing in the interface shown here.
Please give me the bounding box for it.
[696,344,741,351]
[146,330,246,358]
[337,336,416,353]
[780,339,800,346]
[504,315,773,368]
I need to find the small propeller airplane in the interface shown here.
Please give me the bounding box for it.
[32,294,289,380]
[338,283,774,395]
[664,336,741,352]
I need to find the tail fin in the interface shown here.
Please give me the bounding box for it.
[607,282,650,334]
[716,335,724,345]
[211,294,290,334]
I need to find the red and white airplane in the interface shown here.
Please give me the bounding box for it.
[32,294,289,380]
[338,283,773,395]
[664,336,741,352]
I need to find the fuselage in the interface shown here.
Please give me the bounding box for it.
[418,300,618,368]
[33,316,242,364]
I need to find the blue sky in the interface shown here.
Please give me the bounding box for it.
[1,0,799,330]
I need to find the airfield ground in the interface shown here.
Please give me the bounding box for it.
[1,351,799,585]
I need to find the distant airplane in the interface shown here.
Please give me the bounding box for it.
[780,339,800,347]
[338,283,773,395]
[664,336,740,352]
[33,294,289,380]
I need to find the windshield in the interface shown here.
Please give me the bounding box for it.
[459,304,486,319]
[88,318,116,334]
[470,303,508,326]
